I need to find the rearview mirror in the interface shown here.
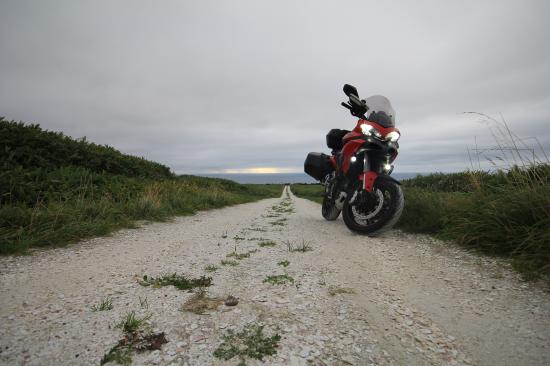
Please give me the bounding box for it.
[343,84,359,97]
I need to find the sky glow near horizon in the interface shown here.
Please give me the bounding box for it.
[1,0,549,174]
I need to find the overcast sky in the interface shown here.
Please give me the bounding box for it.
[1,0,549,174]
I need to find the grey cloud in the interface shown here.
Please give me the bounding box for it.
[1,0,549,174]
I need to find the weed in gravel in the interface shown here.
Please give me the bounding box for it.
[233,235,245,241]
[328,286,356,296]
[264,213,280,218]
[269,218,287,226]
[205,265,219,272]
[227,248,258,260]
[221,231,228,239]
[115,311,152,334]
[227,251,250,260]
[140,273,212,291]
[263,274,294,285]
[139,297,149,309]
[258,240,276,247]
[181,289,223,314]
[248,227,267,232]
[221,259,239,266]
[248,237,267,241]
[101,331,167,365]
[91,297,113,312]
[213,324,281,365]
[100,345,132,365]
[286,239,313,252]
[277,260,290,267]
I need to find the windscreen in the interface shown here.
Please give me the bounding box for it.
[364,95,395,128]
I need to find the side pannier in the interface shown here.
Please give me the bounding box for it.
[304,152,333,181]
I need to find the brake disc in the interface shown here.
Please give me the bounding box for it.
[351,189,385,221]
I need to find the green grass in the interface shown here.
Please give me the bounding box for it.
[221,259,239,266]
[258,240,276,247]
[205,265,219,272]
[227,251,251,260]
[140,273,212,291]
[286,239,313,252]
[0,119,282,255]
[213,325,281,365]
[115,311,152,334]
[91,297,113,312]
[101,346,133,366]
[263,274,294,285]
[277,260,290,267]
[103,312,167,365]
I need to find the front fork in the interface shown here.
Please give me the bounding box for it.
[360,153,378,192]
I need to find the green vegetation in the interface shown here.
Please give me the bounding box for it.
[101,346,133,366]
[258,240,276,247]
[277,260,290,267]
[286,239,313,252]
[103,311,167,365]
[213,325,281,366]
[227,251,251,260]
[263,274,294,285]
[0,119,281,254]
[221,259,239,266]
[91,297,113,312]
[205,264,219,272]
[115,311,152,334]
[139,296,148,309]
[140,273,212,291]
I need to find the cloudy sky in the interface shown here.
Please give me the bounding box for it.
[1,0,549,174]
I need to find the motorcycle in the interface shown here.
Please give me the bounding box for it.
[304,84,404,235]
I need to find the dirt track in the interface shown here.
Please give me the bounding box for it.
[1,186,548,365]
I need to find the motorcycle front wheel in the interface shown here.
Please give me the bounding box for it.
[342,179,404,236]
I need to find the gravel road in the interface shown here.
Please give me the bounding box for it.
[1,186,548,366]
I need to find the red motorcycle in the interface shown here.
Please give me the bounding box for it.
[304,84,404,235]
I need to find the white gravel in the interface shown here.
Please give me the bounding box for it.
[0,186,548,365]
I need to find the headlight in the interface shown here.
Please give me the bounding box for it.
[360,124,373,135]
[385,131,400,142]
[360,124,382,138]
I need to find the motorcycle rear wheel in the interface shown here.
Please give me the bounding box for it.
[342,179,404,236]
[322,196,341,220]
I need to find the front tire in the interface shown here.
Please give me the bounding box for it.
[342,179,404,236]
[322,196,341,220]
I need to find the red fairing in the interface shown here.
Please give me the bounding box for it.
[341,138,365,173]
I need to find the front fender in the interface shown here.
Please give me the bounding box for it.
[359,172,401,192]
